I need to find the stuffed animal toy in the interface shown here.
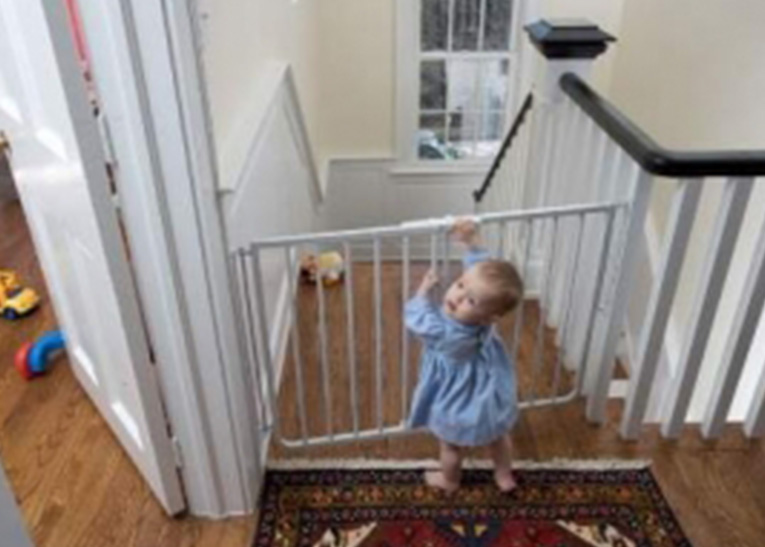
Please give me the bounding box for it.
[299,251,345,287]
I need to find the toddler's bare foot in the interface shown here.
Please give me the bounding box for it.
[494,469,517,493]
[425,470,460,493]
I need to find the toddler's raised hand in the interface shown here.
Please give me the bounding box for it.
[450,217,481,247]
[417,269,439,297]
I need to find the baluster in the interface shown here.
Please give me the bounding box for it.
[619,180,702,439]
[704,215,765,439]
[586,167,654,423]
[661,177,755,439]
[568,143,624,363]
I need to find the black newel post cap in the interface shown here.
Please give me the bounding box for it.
[525,19,616,60]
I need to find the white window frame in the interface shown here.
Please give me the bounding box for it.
[395,0,530,169]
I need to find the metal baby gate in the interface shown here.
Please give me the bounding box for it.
[231,201,628,449]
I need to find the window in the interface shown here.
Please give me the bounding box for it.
[399,0,520,163]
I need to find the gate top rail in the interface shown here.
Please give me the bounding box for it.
[242,200,626,251]
[561,73,765,178]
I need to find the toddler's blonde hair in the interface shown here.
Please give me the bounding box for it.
[477,260,524,316]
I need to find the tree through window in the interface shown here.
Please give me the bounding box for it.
[417,0,516,161]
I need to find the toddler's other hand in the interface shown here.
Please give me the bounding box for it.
[450,217,480,246]
[417,269,439,296]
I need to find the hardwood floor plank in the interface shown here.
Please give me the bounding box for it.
[4,191,765,546]
[270,260,765,546]
[0,196,254,546]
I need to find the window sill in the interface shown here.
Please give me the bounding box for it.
[390,161,491,177]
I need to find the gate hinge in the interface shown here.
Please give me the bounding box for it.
[171,436,184,469]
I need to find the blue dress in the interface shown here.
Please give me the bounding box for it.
[406,250,519,447]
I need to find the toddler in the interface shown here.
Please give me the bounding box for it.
[406,218,523,493]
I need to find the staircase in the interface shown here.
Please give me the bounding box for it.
[475,20,765,442]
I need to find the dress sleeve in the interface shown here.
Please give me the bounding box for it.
[462,247,491,269]
[405,296,445,343]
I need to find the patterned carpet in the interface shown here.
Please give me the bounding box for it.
[253,463,691,546]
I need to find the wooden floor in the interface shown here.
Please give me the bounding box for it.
[272,260,573,446]
[3,157,765,545]
[0,170,255,546]
[270,262,765,547]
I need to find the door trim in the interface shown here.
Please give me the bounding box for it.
[114,0,259,516]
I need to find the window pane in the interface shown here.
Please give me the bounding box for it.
[480,111,505,141]
[420,61,446,109]
[482,59,509,110]
[452,0,480,51]
[447,60,480,111]
[421,0,449,51]
[448,111,478,158]
[418,113,450,160]
[484,0,512,51]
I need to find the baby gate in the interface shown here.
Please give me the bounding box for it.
[231,201,627,449]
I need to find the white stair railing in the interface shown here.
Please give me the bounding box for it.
[481,20,765,440]
[548,70,765,440]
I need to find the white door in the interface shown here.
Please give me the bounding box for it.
[0,0,184,514]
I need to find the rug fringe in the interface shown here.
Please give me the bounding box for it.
[266,458,651,471]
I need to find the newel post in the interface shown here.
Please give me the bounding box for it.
[522,19,615,209]
[519,20,615,317]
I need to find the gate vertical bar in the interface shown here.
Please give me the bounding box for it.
[553,214,585,397]
[230,253,266,471]
[577,209,617,395]
[249,245,280,438]
[314,246,334,438]
[374,237,384,431]
[343,242,360,435]
[401,235,411,420]
[283,246,308,443]
[531,216,559,403]
[237,251,267,428]
[512,219,534,363]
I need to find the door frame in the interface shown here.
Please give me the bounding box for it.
[76,0,259,516]
[1,462,32,547]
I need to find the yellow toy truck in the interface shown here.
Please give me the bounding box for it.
[0,269,40,320]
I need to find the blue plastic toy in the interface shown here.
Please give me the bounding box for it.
[15,330,66,380]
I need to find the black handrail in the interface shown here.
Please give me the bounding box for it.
[473,92,534,203]
[560,73,765,177]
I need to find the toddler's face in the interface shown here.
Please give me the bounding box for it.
[442,265,500,325]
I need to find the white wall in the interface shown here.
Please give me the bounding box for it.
[315,1,395,165]
[608,0,765,421]
[222,66,321,353]
[200,0,322,176]
[323,160,478,232]
[200,0,625,182]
